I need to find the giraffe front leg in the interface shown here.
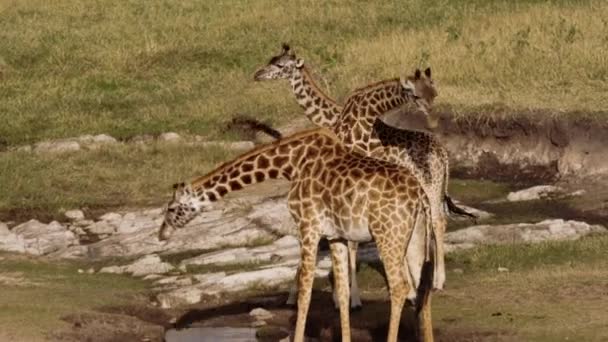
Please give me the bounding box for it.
[329,240,351,342]
[293,230,320,342]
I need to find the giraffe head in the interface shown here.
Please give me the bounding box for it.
[400,67,438,124]
[254,43,304,81]
[158,182,206,241]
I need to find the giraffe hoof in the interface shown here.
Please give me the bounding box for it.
[350,304,363,312]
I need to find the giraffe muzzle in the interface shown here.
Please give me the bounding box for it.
[158,221,175,241]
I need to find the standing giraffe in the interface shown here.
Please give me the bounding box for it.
[254,44,475,292]
[159,127,436,342]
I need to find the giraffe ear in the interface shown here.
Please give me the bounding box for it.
[172,183,179,190]
[400,77,417,95]
[424,67,431,78]
[414,69,422,80]
[295,58,304,68]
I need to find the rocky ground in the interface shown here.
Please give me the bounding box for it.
[1,173,606,341]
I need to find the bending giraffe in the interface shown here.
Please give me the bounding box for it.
[159,127,436,342]
[254,43,476,292]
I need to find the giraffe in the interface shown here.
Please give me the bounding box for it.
[159,127,436,342]
[254,44,476,292]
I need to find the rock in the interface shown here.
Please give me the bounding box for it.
[445,219,606,250]
[131,134,154,145]
[84,221,115,236]
[34,140,81,153]
[249,308,274,321]
[449,202,493,221]
[159,132,181,142]
[92,134,118,144]
[125,254,174,277]
[506,185,564,202]
[0,222,26,253]
[198,141,255,151]
[76,135,95,143]
[497,267,509,272]
[11,220,77,255]
[251,321,266,327]
[15,145,32,152]
[99,212,122,222]
[64,209,85,221]
[72,219,95,227]
[180,235,299,269]
[155,276,192,287]
[99,265,125,274]
[99,255,173,277]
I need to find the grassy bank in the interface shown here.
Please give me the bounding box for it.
[0,253,153,341]
[0,143,237,221]
[351,234,608,341]
[0,0,606,147]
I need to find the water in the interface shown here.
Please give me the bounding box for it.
[165,327,259,342]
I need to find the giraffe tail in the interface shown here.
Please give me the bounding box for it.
[445,195,477,221]
[224,116,283,140]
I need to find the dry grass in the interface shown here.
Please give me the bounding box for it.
[0,0,606,147]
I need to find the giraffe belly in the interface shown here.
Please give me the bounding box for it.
[322,218,372,242]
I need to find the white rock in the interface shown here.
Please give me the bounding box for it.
[506,185,564,202]
[11,220,77,255]
[99,212,122,222]
[76,135,95,143]
[92,134,118,144]
[15,145,32,152]
[34,140,81,153]
[0,222,26,253]
[198,141,255,151]
[160,132,181,142]
[446,219,606,250]
[497,267,509,272]
[64,209,85,221]
[249,308,274,320]
[99,265,125,274]
[124,254,174,277]
[84,221,115,236]
[157,286,205,309]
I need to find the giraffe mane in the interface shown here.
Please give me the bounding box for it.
[349,78,401,96]
[190,127,337,188]
[299,65,340,106]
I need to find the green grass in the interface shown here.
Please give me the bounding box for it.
[0,143,238,220]
[351,234,608,341]
[0,253,151,341]
[0,0,606,147]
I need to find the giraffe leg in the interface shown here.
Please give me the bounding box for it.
[432,214,447,290]
[329,240,351,342]
[293,230,320,342]
[416,261,435,342]
[373,225,412,342]
[417,287,434,342]
[348,241,362,309]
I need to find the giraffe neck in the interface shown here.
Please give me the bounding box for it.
[190,128,336,203]
[349,79,408,118]
[289,65,342,128]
